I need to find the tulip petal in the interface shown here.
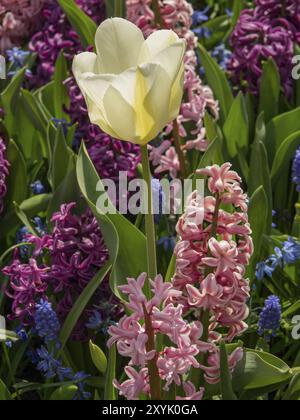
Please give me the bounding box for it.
[72,52,98,76]
[95,18,145,74]
[169,62,185,119]
[143,30,180,58]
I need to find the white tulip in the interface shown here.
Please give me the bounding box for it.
[72,18,186,145]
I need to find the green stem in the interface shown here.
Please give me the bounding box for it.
[114,0,123,17]
[2,343,16,392]
[141,145,158,282]
[173,120,187,180]
[152,0,164,28]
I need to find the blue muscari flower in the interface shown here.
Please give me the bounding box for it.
[282,237,300,264]
[34,299,60,343]
[72,372,91,400]
[86,311,102,330]
[16,226,30,258]
[15,326,28,342]
[211,44,232,70]
[33,217,47,236]
[193,26,212,39]
[292,147,300,192]
[5,340,12,348]
[192,7,210,25]
[157,236,176,253]
[255,261,275,281]
[225,8,234,18]
[51,118,71,137]
[258,295,282,341]
[272,210,277,228]
[36,347,73,381]
[30,180,45,195]
[6,48,29,68]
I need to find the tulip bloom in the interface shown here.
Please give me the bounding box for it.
[72,18,186,145]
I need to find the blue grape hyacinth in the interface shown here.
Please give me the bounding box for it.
[258,295,282,341]
[34,299,60,343]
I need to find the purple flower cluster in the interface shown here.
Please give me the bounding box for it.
[0,137,9,214]
[29,0,105,84]
[3,203,122,341]
[228,0,299,97]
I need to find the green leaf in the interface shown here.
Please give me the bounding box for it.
[282,300,300,318]
[53,52,69,119]
[58,262,111,352]
[3,139,27,212]
[58,0,97,47]
[76,144,147,298]
[283,372,300,400]
[220,342,238,400]
[248,186,268,267]
[197,44,233,124]
[271,131,300,184]
[223,92,249,157]
[104,345,116,400]
[50,385,78,401]
[0,379,11,401]
[259,58,281,123]
[196,136,219,171]
[89,340,107,374]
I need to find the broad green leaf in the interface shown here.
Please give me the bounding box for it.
[53,52,69,119]
[0,379,11,401]
[76,144,147,298]
[223,92,249,157]
[50,385,78,401]
[89,340,107,374]
[259,58,281,123]
[271,131,300,184]
[3,139,27,212]
[104,345,116,400]
[283,372,300,400]
[58,262,111,352]
[198,44,233,124]
[58,0,97,47]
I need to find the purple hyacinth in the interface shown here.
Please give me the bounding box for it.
[258,295,282,341]
[34,299,60,343]
[228,4,297,97]
[29,0,106,84]
[0,137,9,214]
[3,202,123,340]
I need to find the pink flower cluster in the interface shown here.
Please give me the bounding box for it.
[173,163,253,343]
[126,0,219,178]
[0,0,45,52]
[108,163,251,400]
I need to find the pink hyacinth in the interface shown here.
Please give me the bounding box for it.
[126,0,219,178]
[173,163,253,347]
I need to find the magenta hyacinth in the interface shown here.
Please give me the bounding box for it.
[3,203,122,340]
[0,137,9,215]
[228,1,299,97]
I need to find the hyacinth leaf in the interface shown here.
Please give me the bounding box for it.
[58,0,97,48]
[248,186,268,279]
[89,340,107,375]
[220,341,238,400]
[0,68,26,137]
[104,344,116,401]
[58,262,111,352]
[53,52,69,120]
[271,131,300,184]
[232,350,292,399]
[0,379,11,401]
[195,136,219,175]
[265,107,300,164]
[198,44,233,124]
[259,58,280,124]
[3,139,27,213]
[283,372,300,400]
[201,16,229,50]
[223,92,249,157]
[50,385,78,401]
[13,202,36,236]
[282,300,300,318]
[76,144,148,298]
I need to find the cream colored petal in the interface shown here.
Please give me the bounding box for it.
[103,85,137,142]
[86,97,120,139]
[143,30,180,58]
[78,73,115,109]
[72,52,98,77]
[169,62,185,120]
[95,18,145,74]
[152,40,186,83]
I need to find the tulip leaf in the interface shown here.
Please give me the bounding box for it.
[220,341,238,400]
[58,0,97,48]
[223,92,249,157]
[198,44,233,124]
[89,340,107,374]
[0,379,11,401]
[259,58,281,124]
[53,52,69,120]
[76,144,148,298]
[271,130,300,184]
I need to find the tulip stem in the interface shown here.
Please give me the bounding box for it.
[113,0,123,17]
[152,0,164,28]
[141,145,158,284]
